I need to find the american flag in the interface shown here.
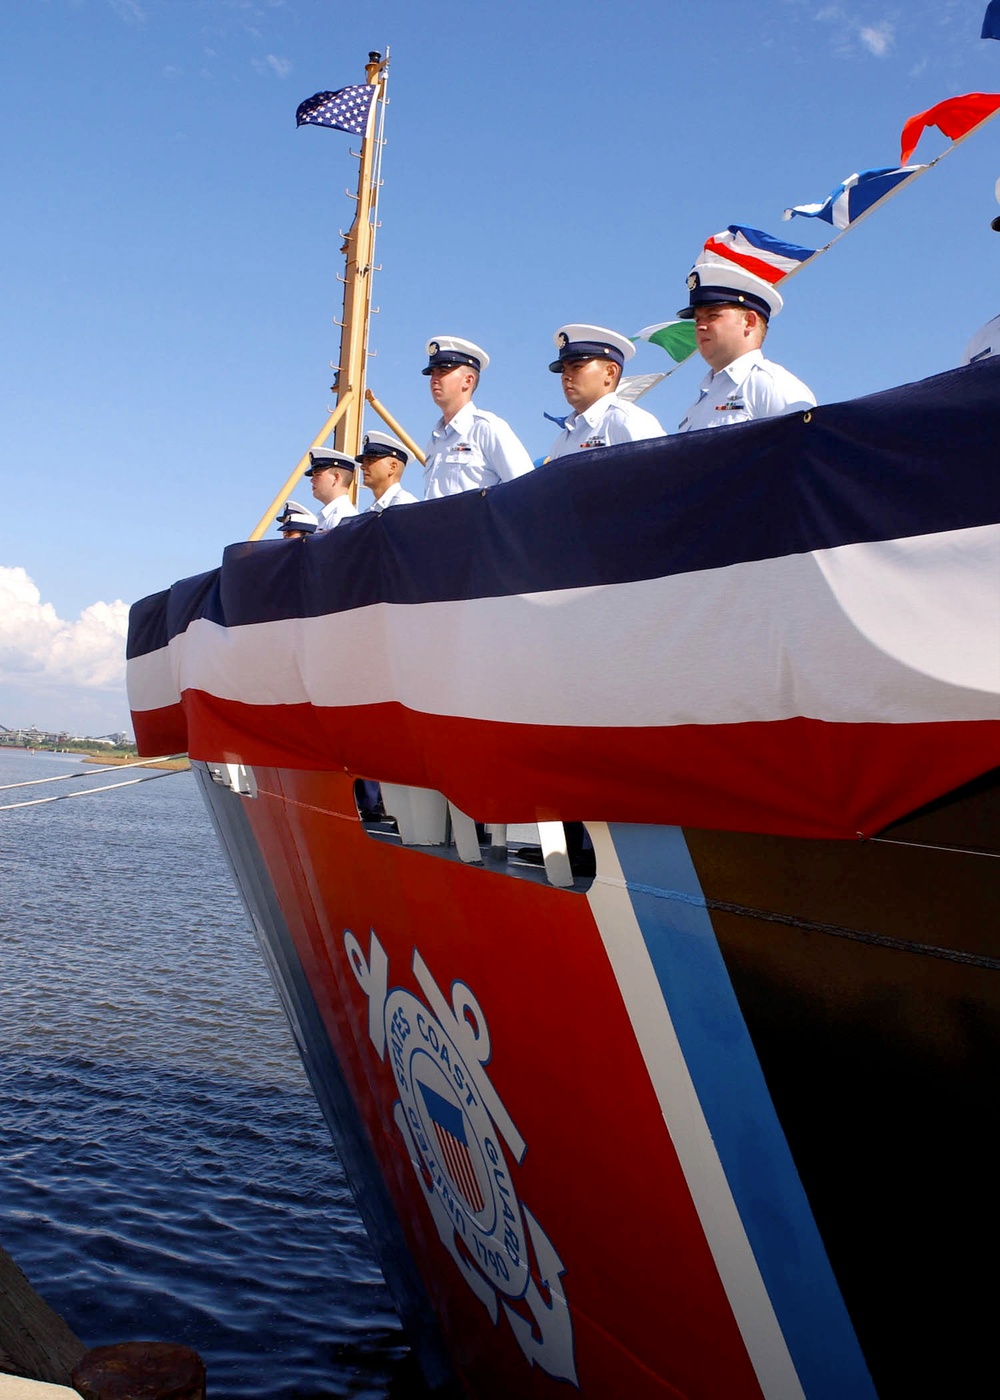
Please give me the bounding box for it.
[295,85,376,136]
[418,1082,485,1213]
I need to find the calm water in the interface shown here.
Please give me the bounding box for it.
[0,748,429,1398]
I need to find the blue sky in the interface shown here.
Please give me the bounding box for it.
[1,0,998,735]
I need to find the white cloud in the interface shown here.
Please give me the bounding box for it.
[859,21,894,56]
[107,0,147,22]
[0,568,128,692]
[251,53,293,78]
[813,7,896,59]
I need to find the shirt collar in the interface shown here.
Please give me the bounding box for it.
[699,348,764,394]
[370,481,401,512]
[568,391,617,430]
[320,496,350,522]
[433,400,476,439]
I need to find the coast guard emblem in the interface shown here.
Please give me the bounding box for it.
[345,927,578,1386]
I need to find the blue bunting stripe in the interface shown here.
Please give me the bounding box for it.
[126,363,1000,653]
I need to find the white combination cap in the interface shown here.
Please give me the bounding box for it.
[548,324,635,373]
[277,500,319,533]
[677,263,783,321]
[306,448,357,475]
[356,430,409,465]
[422,336,490,374]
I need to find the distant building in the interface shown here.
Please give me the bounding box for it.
[0,725,133,749]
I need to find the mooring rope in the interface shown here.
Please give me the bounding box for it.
[0,767,185,812]
[0,755,185,795]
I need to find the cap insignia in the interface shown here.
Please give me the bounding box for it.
[558,332,569,348]
[687,271,700,291]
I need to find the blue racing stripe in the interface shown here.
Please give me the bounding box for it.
[607,821,877,1400]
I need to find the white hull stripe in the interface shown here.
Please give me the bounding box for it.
[587,822,877,1400]
[128,524,1000,725]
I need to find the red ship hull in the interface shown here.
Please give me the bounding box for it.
[193,761,999,1400]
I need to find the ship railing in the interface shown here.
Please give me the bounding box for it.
[203,762,583,890]
[376,782,577,890]
[206,762,257,798]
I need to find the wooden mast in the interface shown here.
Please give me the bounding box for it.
[333,51,388,468]
[247,53,391,540]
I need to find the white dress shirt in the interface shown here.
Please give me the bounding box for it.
[962,314,1000,365]
[366,482,419,513]
[677,349,816,433]
[423,401,534,498]
[316,496,359,531]
[547,393,665,460]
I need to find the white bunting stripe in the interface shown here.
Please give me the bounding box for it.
[127,525,1000,726]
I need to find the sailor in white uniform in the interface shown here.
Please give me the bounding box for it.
[675,264,816,433]
[547,324,665,459]
[304,448,359,530]
[356,431,419,513]
[421,336,534,498]
[961,191,1000,365]
[275,500,318,538]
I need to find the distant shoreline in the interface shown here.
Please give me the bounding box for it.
[0,745,188,772]
[82,753,190,772]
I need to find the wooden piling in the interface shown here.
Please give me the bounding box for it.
[2,1243,206,1400]
[0,1244,87,1386]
